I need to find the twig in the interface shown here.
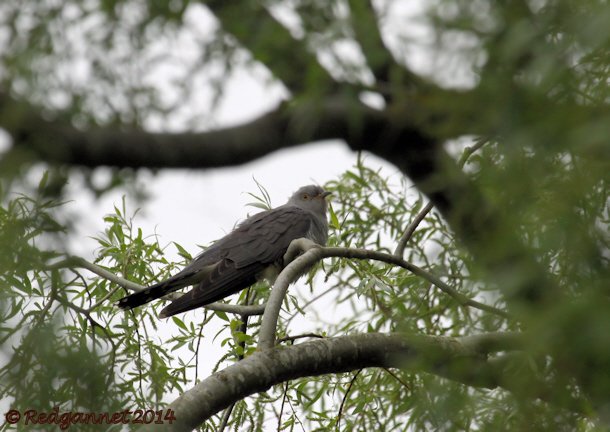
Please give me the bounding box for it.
[457,138,488,167]
[219,289,255,432]
[277,381,289,432]
[393,202,433,257]
[394,139,489,258]
[218,404,235,432]
[35,277,59,327]
[204,302,265,316]
[382,368,410,391]
[286,387,306,432]
[51,256,144,292]
[194,311,209,383]
[336,369,362,431]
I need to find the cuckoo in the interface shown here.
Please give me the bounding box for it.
[117,185,330,318]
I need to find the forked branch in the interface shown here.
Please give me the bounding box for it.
[258,239,510,350]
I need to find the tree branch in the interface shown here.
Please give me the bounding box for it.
[258,240,509,350]
[48,256,266,316]
[0,95,300,168]
[347,0,420,90]
[394,139,488,257]
[137,331,573,432]
[348,0,392,84]
[336,369,362,430]
[393,201,433,257]
[0,92,384,169]
[278,333,325,344]
[205,1,336,95]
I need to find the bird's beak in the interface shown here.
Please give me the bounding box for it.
[321,191,332,199]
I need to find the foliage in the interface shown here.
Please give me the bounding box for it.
[0,0,609,431]
[0,193,187,430]
[1,146,605,431]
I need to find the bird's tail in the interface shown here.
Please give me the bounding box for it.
[116,280,177,310]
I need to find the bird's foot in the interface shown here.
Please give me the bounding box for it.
[283,238,319,265]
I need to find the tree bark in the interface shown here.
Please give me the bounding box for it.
[138,332,528,432]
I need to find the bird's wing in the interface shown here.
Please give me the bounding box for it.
[225,206,314,267]
[159,207,315,317]
[158,260,262,317]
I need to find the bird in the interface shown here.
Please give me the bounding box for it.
[116,185,331,318]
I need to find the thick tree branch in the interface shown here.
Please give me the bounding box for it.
[347,0,420,90]
[0,94,301,168]
[138,331,579,432]
[348,0,393,84]
[205,1,336,95]
[0,92,384,169]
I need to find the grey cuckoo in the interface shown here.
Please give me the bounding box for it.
[116,185,330,318]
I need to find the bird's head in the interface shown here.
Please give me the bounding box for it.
[287,185,331,214]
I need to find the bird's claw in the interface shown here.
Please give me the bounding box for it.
[283,238,319,265]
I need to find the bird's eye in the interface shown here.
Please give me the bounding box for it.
[302,193,309,200]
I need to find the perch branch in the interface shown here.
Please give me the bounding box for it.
[258,240,510,350]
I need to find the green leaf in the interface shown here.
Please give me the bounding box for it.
[172,316,188,331]
[345,170,368,188]
[173,242,192,260]
[215,310,229,322]
[328,202,340,230]
[38,171,49,192]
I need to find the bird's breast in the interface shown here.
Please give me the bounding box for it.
[307,217,328,246]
